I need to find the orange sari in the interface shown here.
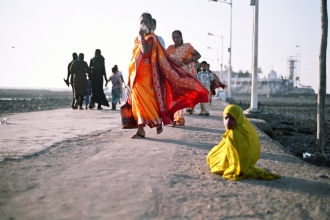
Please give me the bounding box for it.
[128,34,209,128]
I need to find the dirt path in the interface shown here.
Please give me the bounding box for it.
[0,100,330,219]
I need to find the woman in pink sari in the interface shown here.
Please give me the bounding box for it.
[166,30,201,125]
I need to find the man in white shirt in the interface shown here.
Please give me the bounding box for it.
[152,19,165,49]
[197,61,214,116]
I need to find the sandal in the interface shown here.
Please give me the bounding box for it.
[156,126,163,134]
[131,133,145,139]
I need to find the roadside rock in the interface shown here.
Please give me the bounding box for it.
[249,118,273,139]
[232,94,330,168]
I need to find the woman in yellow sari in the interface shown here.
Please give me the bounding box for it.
[206,104,280,180]
[128,13,209,139]
[166,30,201,124]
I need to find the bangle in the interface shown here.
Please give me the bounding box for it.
[141,40,146,44]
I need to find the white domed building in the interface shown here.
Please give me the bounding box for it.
[219,68,300,95]
[217,66,314,95]
[258,69,293,94]
[268,69,277,79]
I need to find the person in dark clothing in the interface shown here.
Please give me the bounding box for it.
[89,49,109,110]
[64,53,78,108]
[69,53,89,110]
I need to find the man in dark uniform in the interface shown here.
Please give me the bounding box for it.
[64,53,78,108]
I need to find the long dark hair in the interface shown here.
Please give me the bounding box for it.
[112,66,117,73]
[172,30,183,45]
[140,12,153,27]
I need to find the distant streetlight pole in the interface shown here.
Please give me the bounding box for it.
[203,57,214,68]
[208,0,232,98]
[207,33,223,78]
[250,0,259,112]
[207,47,219,72]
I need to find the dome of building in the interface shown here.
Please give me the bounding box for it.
[268,70,277,79]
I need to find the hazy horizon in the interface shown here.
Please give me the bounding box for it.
[1,0,329,93]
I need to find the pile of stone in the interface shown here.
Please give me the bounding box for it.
[232,94,330,167]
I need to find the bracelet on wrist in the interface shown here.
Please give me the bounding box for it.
[141,40,146,44]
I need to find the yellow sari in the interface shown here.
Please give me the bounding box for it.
[128,34,209,128]
[206,104,280,181]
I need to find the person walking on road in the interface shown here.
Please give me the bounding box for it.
[166,30,201,123]
[89,49,109,110]
[152,18,165,49]
[85,79,92,109]
[114,65,125,104]
[196,61,214,116]
[69,53,89,110]
[64,52,78,108]
[106,66,122,110]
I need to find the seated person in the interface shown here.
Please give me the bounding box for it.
[206,104,281,181]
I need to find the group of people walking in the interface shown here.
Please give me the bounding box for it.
[128,13,210,138]
[63,12,280,181]
[128,12,280,181]
[128,13,225,136]
[65,50,125,110]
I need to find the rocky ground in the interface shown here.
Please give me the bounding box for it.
[1,89,329,167]
[0,89,73,114]
[230,94,330,167]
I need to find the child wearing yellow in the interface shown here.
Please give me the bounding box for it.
[207,104,280,181]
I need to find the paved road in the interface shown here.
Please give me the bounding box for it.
[0,100,329,219]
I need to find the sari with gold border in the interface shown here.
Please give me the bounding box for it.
[166,43,196,125]
[128,34,209,128]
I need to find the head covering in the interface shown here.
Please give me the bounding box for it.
[91,54,105,71]
[223,104,258,140]
[207,104,280,180]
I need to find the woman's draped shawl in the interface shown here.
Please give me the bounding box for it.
[129,34,209,125]
[166,43,196,75]
[91,55,105,71]
[207,104,281,181]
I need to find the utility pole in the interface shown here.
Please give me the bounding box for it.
[208,0,233,98]
[316,0,328,155]
[250,0,259,112]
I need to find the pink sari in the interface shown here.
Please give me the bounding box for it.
[166,43,197,124]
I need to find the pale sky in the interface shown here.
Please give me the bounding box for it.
[0,0,329,93]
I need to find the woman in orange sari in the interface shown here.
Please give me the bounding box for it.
[166,31,201,125]
[128,13,209,138]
